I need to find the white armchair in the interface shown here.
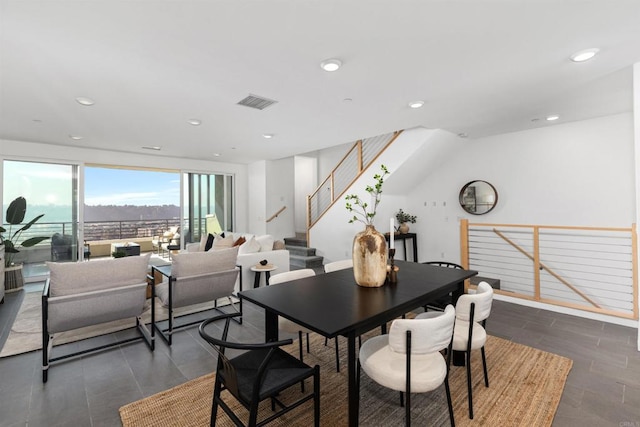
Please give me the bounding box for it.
[42,253,154,383]
[154,246,240,345]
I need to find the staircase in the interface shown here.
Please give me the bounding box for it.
[285,234,324,270]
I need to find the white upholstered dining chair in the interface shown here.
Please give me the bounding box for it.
[323,258,353,371]
[358,304,456,426]
[452,281,494,419]
[324,259,353,273]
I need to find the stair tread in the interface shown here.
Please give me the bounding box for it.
[286,246,316,255]
[290,253,324,268]
[290,254,323,260]
[284,237,308,247]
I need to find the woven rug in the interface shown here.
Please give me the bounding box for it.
[0,291,235,358]
[119,333,572,426]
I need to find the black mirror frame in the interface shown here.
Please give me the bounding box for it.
[459,180,498,215]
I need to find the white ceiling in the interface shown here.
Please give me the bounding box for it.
[1,1,639,165]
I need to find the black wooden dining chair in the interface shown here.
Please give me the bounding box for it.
[198,312,320,427]
[422,261,464,311]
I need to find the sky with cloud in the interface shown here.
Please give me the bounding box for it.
[4,161,180,207]
[84,167,180,206]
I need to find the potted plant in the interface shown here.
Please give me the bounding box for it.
[345,164,390,287]
[112,250,127,258]
[0,196,49,291]
[395,209,417,234]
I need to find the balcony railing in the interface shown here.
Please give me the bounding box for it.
[2,219,183,243]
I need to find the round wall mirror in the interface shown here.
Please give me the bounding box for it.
[459,180,498,215]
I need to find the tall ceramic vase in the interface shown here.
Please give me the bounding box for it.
[352,224,388,287]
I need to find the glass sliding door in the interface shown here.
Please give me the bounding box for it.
[183,172,234,244]
[3,160,79,281]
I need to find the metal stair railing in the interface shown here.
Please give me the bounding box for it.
[460,219,638,320]
[307,130,402,232]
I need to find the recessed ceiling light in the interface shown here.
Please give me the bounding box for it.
[69,135,83,140]
[320,58,342,72]
[187,119,202,126]
[213,153,221,157]
[75,97,95,106]
[408,101,424,109]
[263,133,274,139]
[142,146,162,151]
[570,48,599,62]
[343,98,353,102]
[457,133,468,138]
[33,119,42,123]
[546,115,560,121]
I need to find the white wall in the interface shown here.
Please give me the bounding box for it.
[316,141,353,182]
[247,160,266,235]
[294,156,317,233]
[634,62,640,348]
[309,127,439,263]
[408,112,635,265]
[309,113,637,328]
[0,138,250,232]
[265,158,296,240]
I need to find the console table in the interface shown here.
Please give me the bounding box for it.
[384,232,418,262]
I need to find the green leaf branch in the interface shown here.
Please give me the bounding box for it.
[345,164,390,226]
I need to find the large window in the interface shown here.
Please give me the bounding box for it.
[184,172,234,244]
[3,160,79,279]
[1,163,234,278]
[84,165,180,241]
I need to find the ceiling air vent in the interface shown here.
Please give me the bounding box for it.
[237,94,278,110]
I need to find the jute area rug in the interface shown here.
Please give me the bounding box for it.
[120,332,572,426]
[0,291,234,358]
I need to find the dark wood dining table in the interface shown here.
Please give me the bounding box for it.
[239,260,477,426]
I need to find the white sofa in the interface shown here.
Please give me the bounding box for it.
[185,232,290,293]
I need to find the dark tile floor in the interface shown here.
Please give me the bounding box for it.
[0,288,638,426]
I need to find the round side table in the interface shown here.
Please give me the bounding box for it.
[250,264,278,288]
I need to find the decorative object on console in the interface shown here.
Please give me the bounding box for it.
[259,259,268,266]
[387,248,398,283]
[395,208,417,234]
[459,180,498,215]
[345,165,390,287]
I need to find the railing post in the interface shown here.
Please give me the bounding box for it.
[633,223,638,320]
[357,140,363,172]
[460,219,469,292]
[533,226,541,301]
[330,173,335,203]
